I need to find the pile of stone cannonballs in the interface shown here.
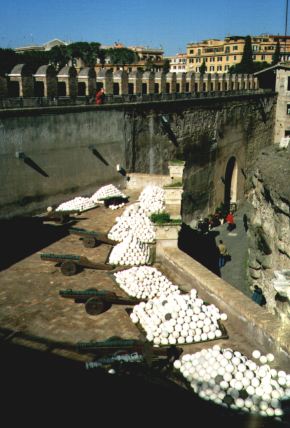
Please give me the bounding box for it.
[130,290,227,346]
[55,196,97,212]
[109,234,150,266]
[108,204,155,243]
[173,346,290,419]
[114,266,180,300]
[139,185,165,215]
[91,184,126,203]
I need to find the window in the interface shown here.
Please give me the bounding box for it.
[233,45,238,51]
[210,57,215,62]
[225,46,230,53]
[287,104,290,114]
[253,45,258,51]
[198,49,201,55]
[224,65,229,71]
[252,55,256,60]
[234,55,237,61]
[226,56,229,61]
[217,56,222,61]
[217,65,222,71]
[189,58,194,63]
[287,77,290,90]
[196,67,200,72]
[190,49,194,54]
[210,66,215,71]
[261,55,265,60]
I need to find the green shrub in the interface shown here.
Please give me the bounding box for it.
[164,182,183,188]
[150,212,181,224]
[169,159,185,165]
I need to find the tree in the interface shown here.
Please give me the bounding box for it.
[98,49,106,66]
[0,48,20,76]
[240,35,254,74]
[66,42,101,67]
[228,35,272,74]
[229,61,269,74]
[200,60,206,75]
[105,48,138,65]
[162,59,170,74]
[0,48,50,76]
[49,45,69,71]
[272,40,281,65]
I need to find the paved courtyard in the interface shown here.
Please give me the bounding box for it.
[1,190,289,426]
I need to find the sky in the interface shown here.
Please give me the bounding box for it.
[0,0,288,55]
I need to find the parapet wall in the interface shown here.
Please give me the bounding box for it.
[159,247,290,368]
[0,64,259,100]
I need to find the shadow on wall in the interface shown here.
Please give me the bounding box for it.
[178,223,221,277]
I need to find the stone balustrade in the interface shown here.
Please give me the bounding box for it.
[0,64,260,99]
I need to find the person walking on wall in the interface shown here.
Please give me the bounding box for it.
[225,211,235,232]
[217,240,228,268]
[95,87,105,105]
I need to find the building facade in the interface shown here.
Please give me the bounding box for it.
[14,39,68,53]
[167,53,187,73]
[186,35,290,74]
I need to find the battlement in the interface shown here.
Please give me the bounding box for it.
[0,64,259,104]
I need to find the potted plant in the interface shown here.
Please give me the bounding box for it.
[150,212,182,244]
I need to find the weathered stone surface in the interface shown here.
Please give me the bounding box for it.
[245,145,290,321]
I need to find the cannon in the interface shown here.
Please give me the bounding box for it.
[77,336,182,365]
[40,253,115,276]
[59,288,143,315]
[68,227,117,248]
[38,210,79,224]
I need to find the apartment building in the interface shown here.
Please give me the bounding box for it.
[166,53,187,73]
[186,35,290,73]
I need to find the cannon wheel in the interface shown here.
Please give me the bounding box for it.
[83,236,97,248]
[85,297,110,315]
[60,261,78,276]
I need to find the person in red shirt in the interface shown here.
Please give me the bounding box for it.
[95,88,105,105]
[225,211,235,231]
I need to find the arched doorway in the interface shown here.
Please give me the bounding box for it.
[8,81,20,97]
[113,83,120,95]
[78,82,86,96]
[224,156,238,210]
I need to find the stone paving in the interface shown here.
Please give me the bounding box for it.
[1,190,289,427]
[0,190,283,368]
[215,202,252,298]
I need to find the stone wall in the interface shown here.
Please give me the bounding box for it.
[0,92,276,219]
[245,145,290,322]
[122,93,276,223]
[0,106,126,218]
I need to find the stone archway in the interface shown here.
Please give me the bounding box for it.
[224,156,238,210]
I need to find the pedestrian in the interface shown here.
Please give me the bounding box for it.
[217,239,228,268]
[251,285,266,306]
[225,211,235,232]
[95,87,105,105]
[243,213,248,232]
